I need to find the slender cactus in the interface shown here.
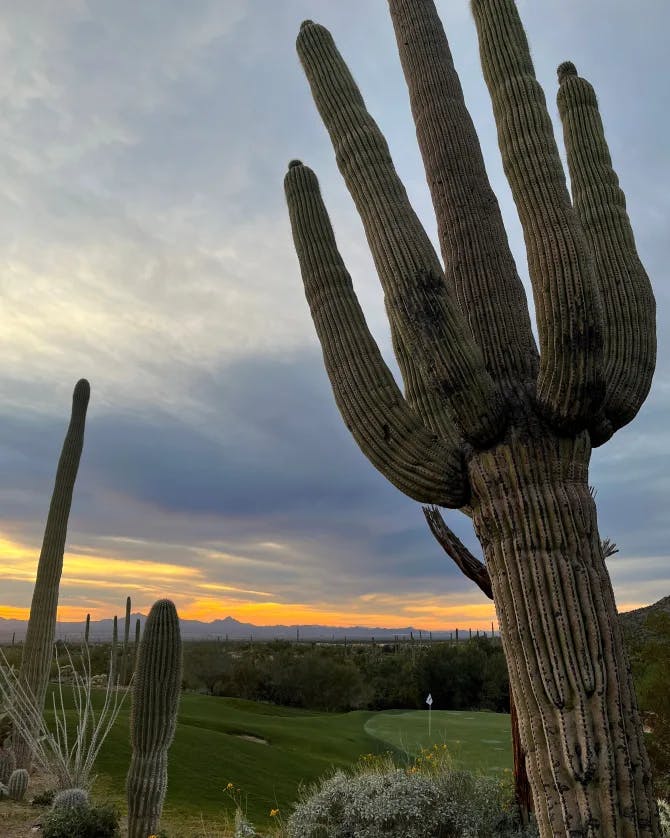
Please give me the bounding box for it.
[126,599,182,838]
[14,379,90,770]
[84,613,90,645]
[285,2,658,834]
[121,597,131,687]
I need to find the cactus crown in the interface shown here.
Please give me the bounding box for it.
[8,767,29,801]
[285,0,655,502]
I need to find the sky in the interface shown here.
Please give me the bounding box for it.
[0,0,668,631]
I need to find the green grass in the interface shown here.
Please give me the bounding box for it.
[363,709,512,774]
[45,688,512,832]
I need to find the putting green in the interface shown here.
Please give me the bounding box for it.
[364,709,512,774]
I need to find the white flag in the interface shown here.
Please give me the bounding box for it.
[426,693,433,706]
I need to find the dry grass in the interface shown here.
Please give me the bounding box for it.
[0,768,249,838]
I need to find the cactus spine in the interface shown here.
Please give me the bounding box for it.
[285,3,658,834]
[7,767,28,801]
[121,596,131,686]
[126,599,182,838]
[52,787,89,810]
[14,379,90,770]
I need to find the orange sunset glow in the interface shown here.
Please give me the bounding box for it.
[0,527,653,631]
[0,527,501,631]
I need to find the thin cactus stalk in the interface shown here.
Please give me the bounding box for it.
[14,379,90,771]
[121,597,131,687]
[126,599,182,838]
[7,767,29,801]
[284,2,658,834]
[84,613,90,645]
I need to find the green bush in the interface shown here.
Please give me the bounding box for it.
[286,749,536,837]
[40,801,119,838]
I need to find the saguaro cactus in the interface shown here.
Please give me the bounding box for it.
[15,379,90,770]
[126,599,182,838]
[121,596,131,687]
[284,2,658,835]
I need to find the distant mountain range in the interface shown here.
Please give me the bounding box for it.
[1,596,665,644]
[0,613,471,644]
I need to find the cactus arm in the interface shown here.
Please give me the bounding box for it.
[391,332,462,446]
[296,21,506,447]
[422,506,492,598]
[15,379,90,770]
[388,0,538,390]
[557,63,656,443]
[285,161,469,508]
[470,0,605,432]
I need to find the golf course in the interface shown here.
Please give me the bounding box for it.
[87,693,512,832]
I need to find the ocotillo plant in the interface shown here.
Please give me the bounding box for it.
[284,2,658,835]
[126,599,182,838]
[121,596,131,687]
[14,379,90,770]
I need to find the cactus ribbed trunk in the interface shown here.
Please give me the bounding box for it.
[470,430,654,834]
[14,379,90,771]
[126,599,182,838]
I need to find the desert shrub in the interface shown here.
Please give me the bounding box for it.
[40,800,119,838]
[31,787,56,806]
[287,748,534,837]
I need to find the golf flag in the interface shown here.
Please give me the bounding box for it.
[426,693,433,706]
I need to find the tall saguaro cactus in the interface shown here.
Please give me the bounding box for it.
[15,379,90,770]
[126,599,182,838]
[284,2,658,835]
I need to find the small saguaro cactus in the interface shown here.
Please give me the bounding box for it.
[14,379,90,771]
[284,1,658,834]
[126,599,182,838]
[7,767,29,801]
[84,613,90,644]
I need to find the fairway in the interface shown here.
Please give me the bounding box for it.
[42,689,512,832]
[364,709,512,774]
